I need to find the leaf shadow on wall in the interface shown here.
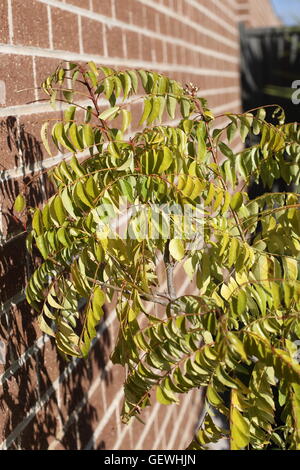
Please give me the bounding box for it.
[0,117,113,449]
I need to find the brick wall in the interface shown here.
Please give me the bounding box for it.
[236,0,282,27]
[0,0,280,451]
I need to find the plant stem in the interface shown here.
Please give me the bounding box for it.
[164,240,176,300]
[194,97,247,243]
[86,277,169,306]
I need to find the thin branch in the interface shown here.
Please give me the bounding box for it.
[78,65,111,140]
[86,277,169,306]
[25,98,98,116]
[193,98,247,243]
[163,240,176,301]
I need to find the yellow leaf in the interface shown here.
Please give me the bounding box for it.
[14,194,26,212]
[230,192,243,211]
[169,239,185,261]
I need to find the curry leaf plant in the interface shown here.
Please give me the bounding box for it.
[19,62,300,450]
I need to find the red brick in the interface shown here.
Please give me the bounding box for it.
[12,0,49,48]
[142,5,157,31]
[81,17,104,55]
[0,54,34,107]
[115,0,132,23]
[130,0,145,26]
[153,38,164,63]
[103,367,124,409]
[51,8,79,53]
[157,11,168,35]
[117,426,133,450]
[92,0,113,16]
[125,31,140,60]
[93,412,118,449]
[65,0,90,8]
[0,1,9,43]
[106,26,125,58]
[141,35,152,63]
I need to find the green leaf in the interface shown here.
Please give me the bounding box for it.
[53,195,66,225]
[41,122,52,156]
[57,227,70,247]
[14,194,26,212]
[75,181,93,208]
[167,95,177,119]
[98,106,120,121]
[221,191,231,215]
[237,290,247,315]
[38,314,55,337]
[283,257,298,281]
[103,76,114,100]
[64,105,76,122]
[139,98,152,125]
[121,109,132,133]
[156,147,173,173]
[120,71,131,100]
[228,332,247,361]
[205,182,215,206]
[35,234,48,258]
[53,122,75,152]
[147,97,161,124]
[239,116,251,143]
[219,142,234,160]
[70,155,85,177]
[227,122,237,143]
[230,192,243,210]
[231,407,250,450]
[88,61,99,77]
[197,132,207,162]
[156,382,178,405]
[69,123,84,150]
[83,124,94,148]
[228,237,239,268]
[216,364,238,389]
[180,98,191,118]
[93,286,106,310]
[32,209,43,236]
[169,239,185,261]
[127,70,138,93]
[63,90,74,103]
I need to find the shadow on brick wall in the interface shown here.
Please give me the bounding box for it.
[0,118,113,449]
[0,116,48,241]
